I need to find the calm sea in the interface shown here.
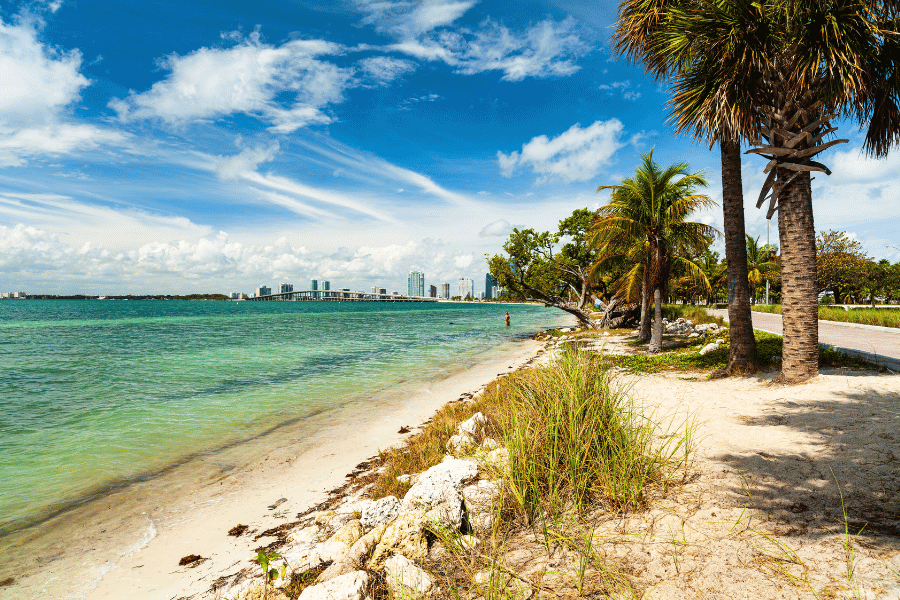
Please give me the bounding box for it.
[0,299,566,538]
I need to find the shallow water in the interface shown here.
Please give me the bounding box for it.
[0,300,565,539]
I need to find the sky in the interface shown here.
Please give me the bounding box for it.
[1,0,898,295]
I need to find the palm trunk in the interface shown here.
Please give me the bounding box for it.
[648,286,663,353]
[639,276,651,342]
[776,170,819,383]
[720,138,756,372]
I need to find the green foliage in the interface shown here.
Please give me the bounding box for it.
[817,230,871,304]
[753,305,900,329]
[252,550,285,600]
[496,345,691,520]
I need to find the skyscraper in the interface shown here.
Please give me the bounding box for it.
[322,280,330,299]
[311,279,318,300]
[441,283,450,299]
[408,271,425,297]
[458,278,474,300]
[429,285,437,298]
[484,273,495,299]
[280,283,293,294]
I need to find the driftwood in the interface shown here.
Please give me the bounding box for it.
[597,298,640,329]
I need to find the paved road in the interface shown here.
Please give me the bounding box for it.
[707,308,900,371]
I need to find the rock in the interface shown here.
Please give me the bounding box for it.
[383,555,436,598]
[458,412,487,438]
[282,540,350,572]
[688,332,700,338]
[298,570,369,600]
[289,525,321,546]
[462,480,501,534]
[602,331,610,337]
[367,512,430,570]
[318,525,386,582]
[458,535,480,552]
[480,437,500,451]
[446,434,475,456]
[402,456,479,529]
[361,496,401,531]
[480,447,509,473]
[329,520,363,546]
[698,342,720,356]
[397,474,411,484]
[715,338,724,345]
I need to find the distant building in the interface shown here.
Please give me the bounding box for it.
[459,278,474,300]
[429,285,437,298]
[230,292,249,299]
[322,280,330,298]
[372,286,379,294]
[485,273,496,299]
[408,271,425,297]
[311,279,318,299]
[1,291,26,299]
[256,285,272,297]
[380,288,387,295]
[492,285,501,299]
[279,283,293,294]
[441,283,450,299]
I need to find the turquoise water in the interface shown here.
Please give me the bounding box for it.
[0,299,565,536]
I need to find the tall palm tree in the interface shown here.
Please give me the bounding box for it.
[633,1,900,383]
[592,150,718,352]
[746,235,778,303]
[615,0,758,374]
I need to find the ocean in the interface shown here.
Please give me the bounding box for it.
[0,298,568,595]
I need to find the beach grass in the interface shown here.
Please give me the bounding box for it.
[662,304,727,326]
[752,304,900,328]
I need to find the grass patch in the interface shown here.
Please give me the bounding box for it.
[496,345,692,521]
[752,304,900,328]
[605,330,877,374]
[662,304,727,327]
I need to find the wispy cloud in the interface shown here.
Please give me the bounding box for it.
[598,79,641,101]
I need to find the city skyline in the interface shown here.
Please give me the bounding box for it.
[2,0,898,295]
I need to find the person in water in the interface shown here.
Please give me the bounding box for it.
[505,311,510,327]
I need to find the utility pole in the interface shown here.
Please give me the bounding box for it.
[765,219,770,305]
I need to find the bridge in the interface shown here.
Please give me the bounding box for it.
[243,290,439,302]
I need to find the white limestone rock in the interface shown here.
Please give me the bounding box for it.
[298,570,370,600]
[688,332,700,338]
[462,479,501,534]
[403,456,479,529]
[317,524,387,582]
[457,412,487,438]
[384,555,436,598]
[282,540,350,572]
[329,519,363,546]
[361,496,401,531]
[698,342,720,356]
[480,437,500,451]
[367,511,430,570]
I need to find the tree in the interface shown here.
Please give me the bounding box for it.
[652,1,900,383]
[615,0,758,373]
[488,209,601,328]
[816,230,870,304]
[746,235,779,303]
[592,150,717,352]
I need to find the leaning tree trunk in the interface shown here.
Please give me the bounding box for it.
[720,138,756,372]
[776,172,819,382]
[639,277,651,342]
[648,286,663,353]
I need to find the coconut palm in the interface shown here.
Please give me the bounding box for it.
[592,150,718,353]
[614,0,758,374]
[746,235,778,303]
[653,1,900,383]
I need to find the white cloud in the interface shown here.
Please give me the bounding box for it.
[388,17,588,81]
[216,142,280,180]
[109,35,351,132]
[497,119,625,183]
[454,253,473,268]
[0,16,124,165]
[359,56,417,84]
[356,0,476,39]
[479,218,512,237]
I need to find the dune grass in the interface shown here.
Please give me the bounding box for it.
[752,304,900,328]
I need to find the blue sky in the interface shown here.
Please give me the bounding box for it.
[1,0,898,295]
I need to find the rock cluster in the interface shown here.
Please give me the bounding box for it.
[217,424,505,600]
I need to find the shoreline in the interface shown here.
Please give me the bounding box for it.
[1,316,575,600]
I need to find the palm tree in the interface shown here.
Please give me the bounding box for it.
[615,0,758,374]
[745,235,778,303]
[591,150,718,353]
[656,1,900,383]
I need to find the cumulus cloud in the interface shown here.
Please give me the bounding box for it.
[0,16,124,165]
[356,0,476,39]
[479,219,512,237]
[109,33,351,132]
[497,119,625,183]
[454,253,473,268]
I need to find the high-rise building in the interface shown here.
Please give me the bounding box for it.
[408,271,425,297]
[459,278,474,300]
[485,273,496,299]
[492,285,501,299]
[279,283,293,294]
[429,285,437,298]
[322,280,330,299]
[441,283,450,299]
[256,285,272,297]
[380,288,387,295]
[372,286,379,294]
[310,279,318,300]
